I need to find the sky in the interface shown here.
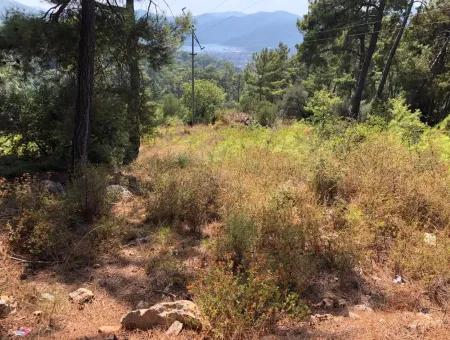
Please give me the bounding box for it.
[18,0,309,16]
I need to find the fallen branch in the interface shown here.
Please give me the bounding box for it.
[7,254,57,264]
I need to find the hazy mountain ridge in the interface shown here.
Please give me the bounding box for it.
[0,0,41,16]
[2,3,303,67]
[194,11,302,52]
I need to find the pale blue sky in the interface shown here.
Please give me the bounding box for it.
[18,0,309,16]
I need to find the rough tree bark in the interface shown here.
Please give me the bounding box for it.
[123,0,141,164]
[350,0,386,119]
[376,0,414,99]
[72,0,96,169]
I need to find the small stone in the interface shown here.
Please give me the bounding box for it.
[423,233,437,246]
[69,288,94,305]
[351,304,373,313]
[393,275,406,284]
[98,325,121,334]
[348,312,360,320]
[165,321,183,336]
[41,293,55,302]
[93,263,101,269]
[407,323,418,331]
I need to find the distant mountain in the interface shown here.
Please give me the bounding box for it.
[0,0,41,17]
[194,11,302,52]
[1,5,302,68]
[184,11,302,67]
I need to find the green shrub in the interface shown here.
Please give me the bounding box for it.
[182,80,225,124]
[5,166,113,260]
[305,90,345,137]
[217,214,258,268]
[5,176,71,259]
[161,93,187,118]
[146,252,187,290]
[255,185,323,290]
[388,96,426,144]
[191,265,309,339]
[148,162,220,233]
[254,101,278,127]
[279,82,309,119]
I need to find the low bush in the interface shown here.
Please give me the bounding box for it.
[147,161,220,233]
[161,93,184,117]
[65,165,110,222]
[3,165,114,261]
[388,96,426,144]
[146,252,187,290]
[182,80,225,124]
[191,265,309,339]
[279,82,309,119]
[254,101,278,127]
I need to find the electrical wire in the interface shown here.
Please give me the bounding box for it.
[300,6,449,37]
[302,19,450,44]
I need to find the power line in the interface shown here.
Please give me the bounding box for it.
[182,7,205,125]
[303,19,450,44]
[300,6,450,38]
[208,0,233,13]
[160,0,176,18]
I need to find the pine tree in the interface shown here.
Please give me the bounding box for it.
[244,43,291,103]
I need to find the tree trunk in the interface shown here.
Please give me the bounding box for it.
[376,0,413,99]
[123,0,141,164]
[72,0,95,169]
[350,0,386,119]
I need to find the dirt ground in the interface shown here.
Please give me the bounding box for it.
[1,234,449,339]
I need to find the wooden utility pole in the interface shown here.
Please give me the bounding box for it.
[237,73,241,102]
[191,25,196,124]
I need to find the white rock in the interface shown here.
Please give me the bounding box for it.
[423,233,437,246]
[351,304,374,313]
[98,325,121,334]
[165,320,183,336]
[121,300,201,331]
[311,313,333,323]
[41,293,55,302]
[393,275,406,284]
[69,288,94,304]
[106,185,133,201]
[348,312,360,320]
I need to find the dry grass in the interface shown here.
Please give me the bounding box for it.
[1,120,449,338]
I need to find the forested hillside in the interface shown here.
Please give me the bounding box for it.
[0,0,449,339]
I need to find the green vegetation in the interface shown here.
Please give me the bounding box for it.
[182,79,226,124]
[0,0,449,338]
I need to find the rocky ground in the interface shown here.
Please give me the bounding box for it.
[1,233,449,339]
[1,124,449,339]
